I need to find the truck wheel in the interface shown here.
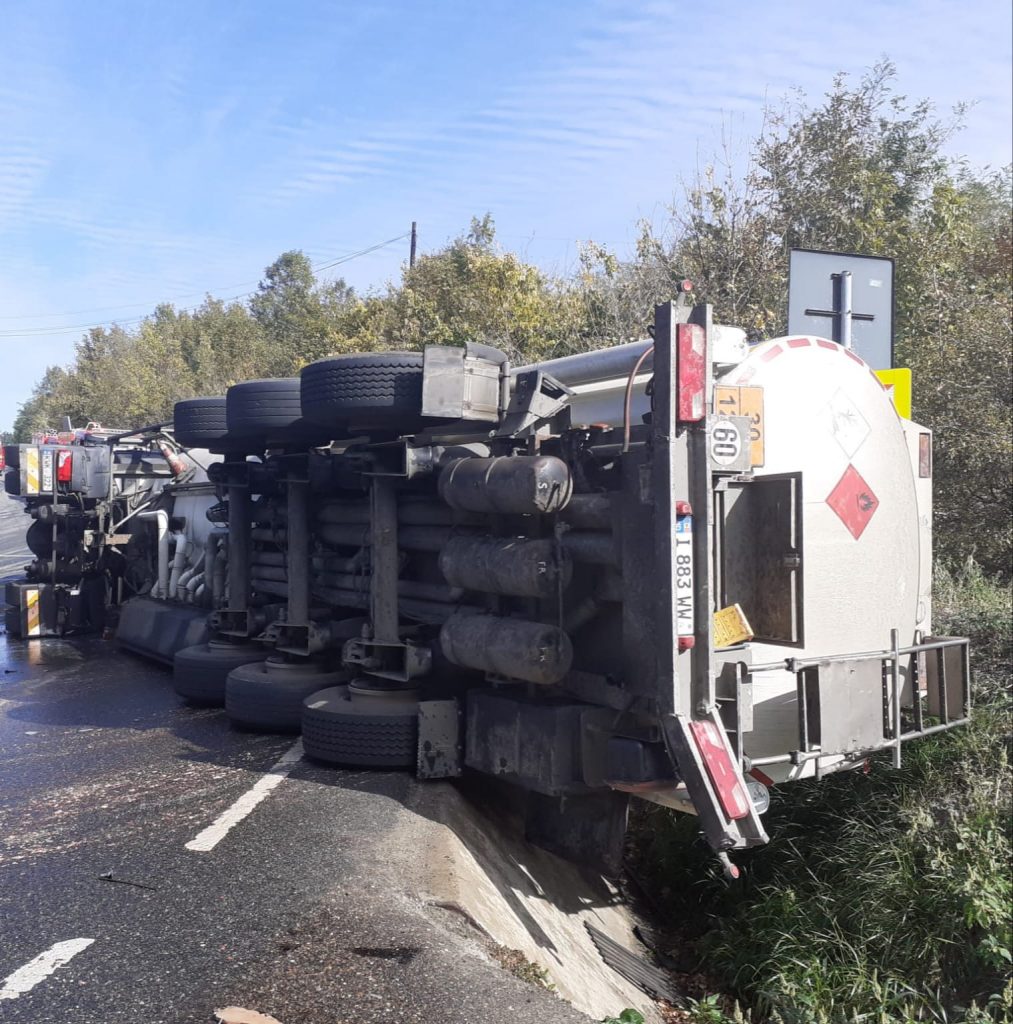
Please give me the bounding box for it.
[300,352,428,432]
[26,521,54,559]
[173,640,267,705]
[2,445,19,470]
[4,471,21,496]
[226,378,328,446]
[173,397,228,448]
[301,684,418,768]
[225,658,347,733]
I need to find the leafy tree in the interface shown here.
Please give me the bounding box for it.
[145,298,268,399]
[11,365,76,438]
[361,216,582,362]
[618,60,1012,575]
[250,251,356,373]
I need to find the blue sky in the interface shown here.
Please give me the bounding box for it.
[1,0,1010,432]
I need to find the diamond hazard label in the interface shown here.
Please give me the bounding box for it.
[826,465,879,539]
[827,388,871,458]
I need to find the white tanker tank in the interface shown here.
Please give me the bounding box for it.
[521,316,961,811]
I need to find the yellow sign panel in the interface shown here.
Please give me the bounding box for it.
[714,385,765,466]
[714,603,754,648]
[24,447,40,495]
[875,368,912,420]
[25,588,41,637]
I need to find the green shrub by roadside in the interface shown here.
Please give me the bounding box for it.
[633,564,1012,1023]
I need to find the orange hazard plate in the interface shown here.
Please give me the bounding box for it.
[714,385,764,466]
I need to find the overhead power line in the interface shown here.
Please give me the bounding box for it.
[0,233,409,338]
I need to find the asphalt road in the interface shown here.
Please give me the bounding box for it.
[0,493,30,580]
[0,618,592,1023]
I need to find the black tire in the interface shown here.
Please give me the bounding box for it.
[301,686,418,768]
[173,397,228,448]
[26,520,54,559]
[226,378,328,446]
[173,641,267,705]
[4,471,21,496]
[3,445,19,470]
[300,352,427,432]
[225,659,347,733]
[4,605,20,636]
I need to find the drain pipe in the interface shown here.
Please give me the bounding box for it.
[168,532,188,600]
[186,569,204,603]
[206,530,228,608]
[138,510,170,599]
[177,548,200,598]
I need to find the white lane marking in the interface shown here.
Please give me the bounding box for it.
[0,938,95,1000]
[185,740,303,852]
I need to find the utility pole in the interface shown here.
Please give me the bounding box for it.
[409,221,417,268]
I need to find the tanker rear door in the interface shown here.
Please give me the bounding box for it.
[716,473,803,645]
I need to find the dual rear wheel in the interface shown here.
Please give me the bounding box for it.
[173,644,418,769]
[172,354,438,450]
[172,353,436,762]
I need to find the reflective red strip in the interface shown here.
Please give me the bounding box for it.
[816,339,837,351]
[689,719,750,820]
[787,337,811,348]
[676,323,706,422]
[760,344,783,363]
[845,349,865,365]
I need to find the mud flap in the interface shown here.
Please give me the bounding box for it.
[662,711,768,851]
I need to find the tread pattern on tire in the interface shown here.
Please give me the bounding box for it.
[173,397,228,448]
[300,353,425,430]
[226,378,305,439]
[26,520,53,559]
[302,696,418,768]
[225,663,340,733]
[172,643,266,704]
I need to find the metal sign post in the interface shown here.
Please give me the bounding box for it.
[788,249,894,368]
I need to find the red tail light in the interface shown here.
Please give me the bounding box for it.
[676,323,706,423]
[57,450,73,483]
[0,448,5,471]
[688,719,751,820]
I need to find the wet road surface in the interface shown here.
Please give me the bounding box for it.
[0,494,30,580]
[0,625,591,1023]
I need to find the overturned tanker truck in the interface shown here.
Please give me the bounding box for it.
[2,297,971,873]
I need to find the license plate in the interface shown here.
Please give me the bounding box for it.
[675,513,694,639]
[41,449,54,493]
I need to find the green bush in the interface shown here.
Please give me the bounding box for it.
[633,564,1012,1023]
